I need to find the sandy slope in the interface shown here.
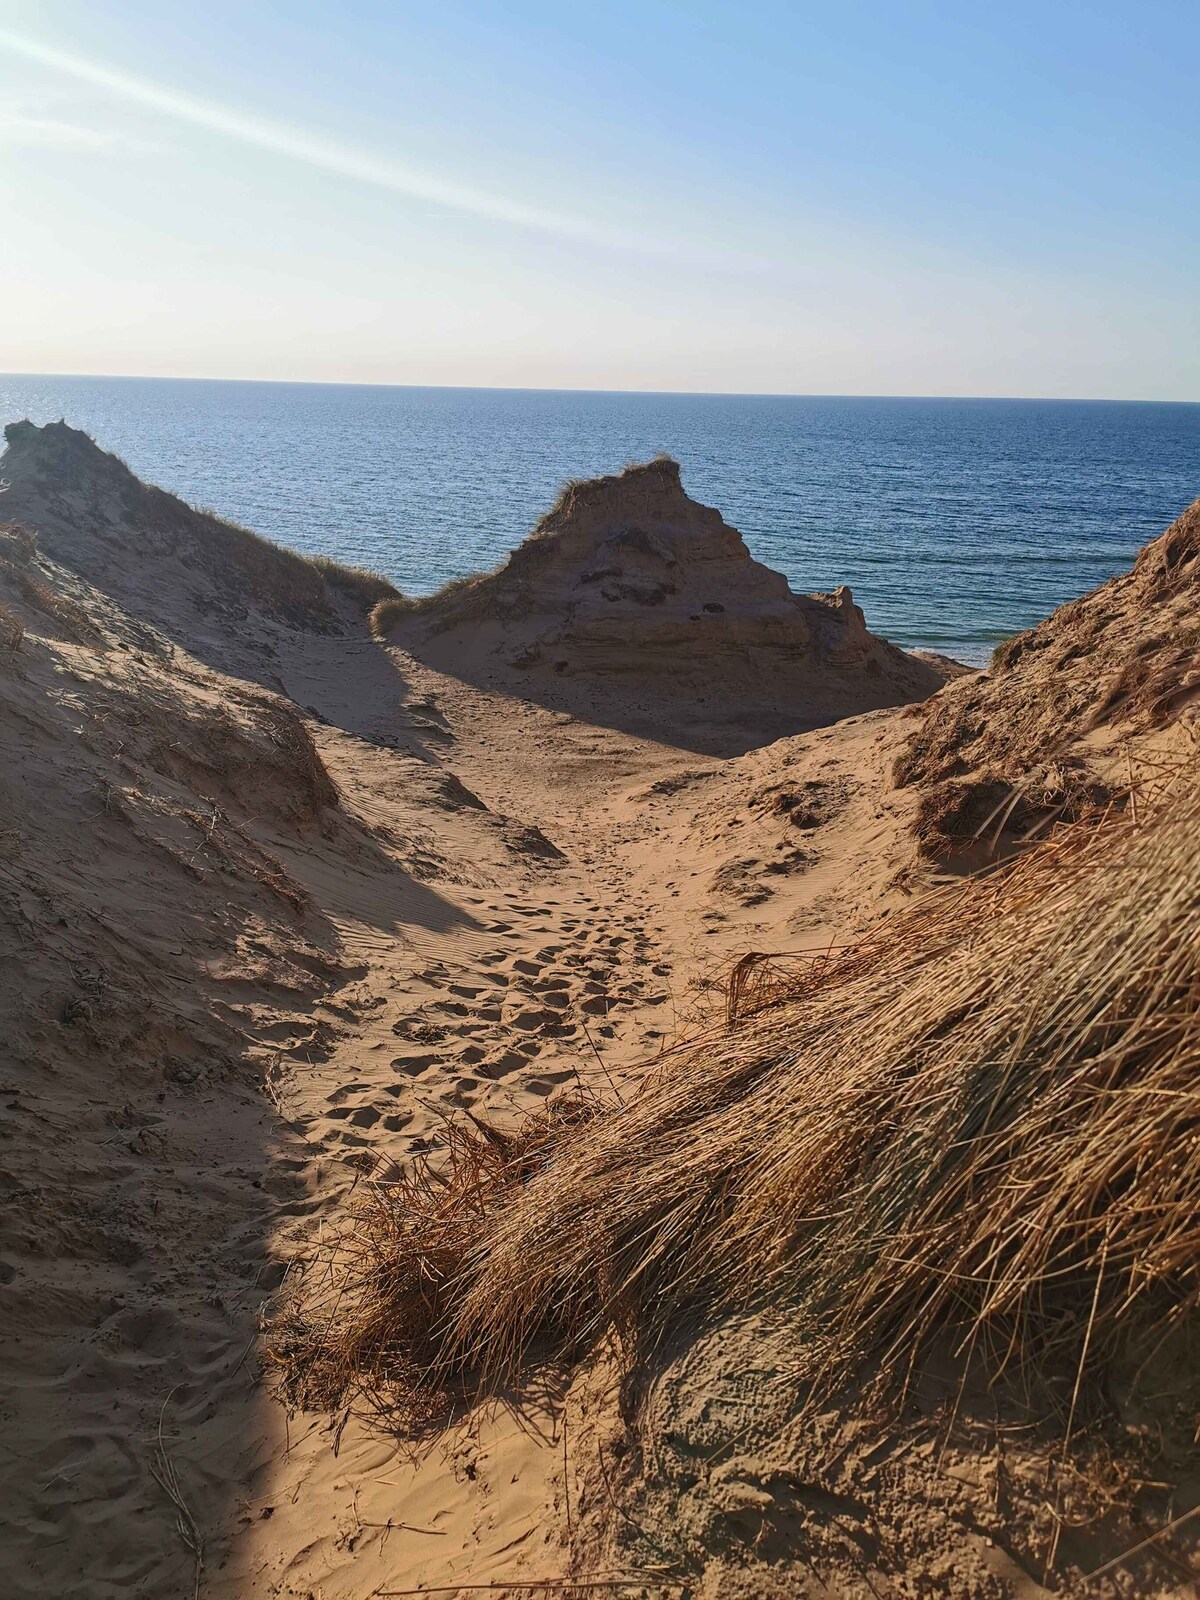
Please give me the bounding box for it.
[0,525,933,1600]
[216,597,949,1592]
[206,662,946,1600]
[0,556,882,1600]
[8,425,1192,1597]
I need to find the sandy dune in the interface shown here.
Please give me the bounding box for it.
[2,422,1197,1597]
[376,455,945,756]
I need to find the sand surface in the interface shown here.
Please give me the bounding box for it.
[12,428,1194,1596]
[0,424,958,1598]
[0,540,934,1598]
[216,622,935,1598]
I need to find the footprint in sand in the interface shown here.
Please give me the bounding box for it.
[508,1008,558,1032]
[524,1068,579,1097]
[326,1104,381,1128]
[325,1081,374,1104]
[477,1049,526,1079]
[449,981,492,999]
[391,1052,442,1076]
[319,1126,371,1151]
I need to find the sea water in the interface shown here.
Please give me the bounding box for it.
[2,376,1196,665]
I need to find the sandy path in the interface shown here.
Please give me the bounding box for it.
[0,571,921,1600]
[180,617,936,1598]
[177,636,709,1596]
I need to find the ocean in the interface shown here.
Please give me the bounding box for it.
[1,376,1196,665]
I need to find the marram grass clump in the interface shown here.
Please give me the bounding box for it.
[271,1092,601,1429]
[303,553,400,613]
[276,761,1200,1437]
[369,572,500,639]
[0,521,101,644]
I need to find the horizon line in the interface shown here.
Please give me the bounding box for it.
[2,370,1197,407]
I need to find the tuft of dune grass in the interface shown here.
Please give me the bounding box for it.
[276,758,1200,1437]
[188,508,398,621]
[302,554,401,613]
[272,1093,600,1428]
[0,598,23,657]
[369,572,498,639]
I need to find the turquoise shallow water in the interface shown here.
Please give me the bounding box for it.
[2,377,1197,665]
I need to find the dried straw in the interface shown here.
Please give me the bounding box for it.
[277,760,1200,1433]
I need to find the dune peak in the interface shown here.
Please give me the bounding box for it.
[376,456,948,750]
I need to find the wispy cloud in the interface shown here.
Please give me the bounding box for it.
[0,29,656,251]
[0,104,121,150]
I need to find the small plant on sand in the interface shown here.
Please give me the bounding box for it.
[368,572,498,638]
[271,1092,601,1431]
[0,522,37,565]
[186,506,400,619]
[368,593,421,638]
[0,523,100,644]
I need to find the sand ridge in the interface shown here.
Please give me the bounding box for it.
[375,454,948,756]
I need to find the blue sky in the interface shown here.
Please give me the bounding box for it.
[1,0,1196,396]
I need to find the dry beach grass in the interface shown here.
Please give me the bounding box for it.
[277,757,1200,1461]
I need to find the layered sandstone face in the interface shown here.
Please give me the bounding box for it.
[390,456,947,744]
[895,494,1200,852]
